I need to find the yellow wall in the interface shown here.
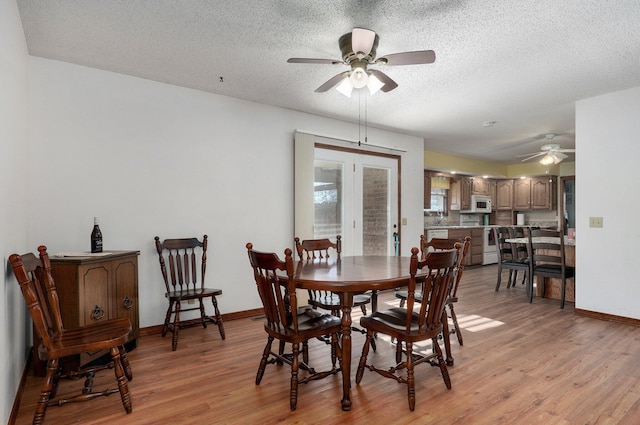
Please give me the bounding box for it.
[424,149,573,178]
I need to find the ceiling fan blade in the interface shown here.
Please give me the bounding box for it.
[519,152,545,161]
[351,28,376,56]
[314,71,350,93]
[287,58,343,65]
[557,148,576,153]
[377,50,436,66]
[368,70,398,92]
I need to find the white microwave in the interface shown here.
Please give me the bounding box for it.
[461,195,492,213]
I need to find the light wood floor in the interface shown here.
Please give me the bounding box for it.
[13,264,640,425]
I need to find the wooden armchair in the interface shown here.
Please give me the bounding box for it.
[246,243,341,410]
[9,246,133,425]
[154,235,225,351]
[355,247,458,411]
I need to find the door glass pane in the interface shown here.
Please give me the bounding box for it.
[314,161,343,239]
[362,166,389,256]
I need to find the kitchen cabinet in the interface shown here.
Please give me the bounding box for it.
[514,177,556,210]
[424,170,432,209]
[488,180,497,210]
[471,177,490,195]
[460,177,472,211]
[496,179,514,210]
[449,178,460,210]
[34,251,140,375]
[448,227,483,266]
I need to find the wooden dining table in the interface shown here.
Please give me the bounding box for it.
[293,255,419,411]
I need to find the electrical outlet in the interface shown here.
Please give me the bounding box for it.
[589,216,603,228]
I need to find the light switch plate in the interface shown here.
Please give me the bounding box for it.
[401,218,407,226]
[589,216,603,228]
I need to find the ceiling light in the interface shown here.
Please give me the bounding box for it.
[336,77,353,97]
[366,72,384,95]
[540,154,554,165]
[349,67,368,88]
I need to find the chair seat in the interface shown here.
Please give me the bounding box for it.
[41,318,132,360]
[265,313,341,341]
[165,287,223,300]
[360,308,441,341]
[394,290,423,302]
[533,265,575,277]
[309,293,370,310]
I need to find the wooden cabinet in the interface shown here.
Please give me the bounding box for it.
[35,251,140,375]
[449,178,460,211]
[448,227,483,266]
[424,170,432,209]
[514,177,556,210]
[488,179,497,210]
[460,177,472,211]
[471,177,489,195]
[496,179,514,210]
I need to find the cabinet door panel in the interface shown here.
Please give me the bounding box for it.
[81,265,110,326]
[114,259,139,338]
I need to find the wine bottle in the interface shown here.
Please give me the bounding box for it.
[91,217,103,253]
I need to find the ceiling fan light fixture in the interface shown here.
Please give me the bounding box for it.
[366,72,384,95]
[336,77,353,97]
[540,154,555,165]
[349,67,368,88]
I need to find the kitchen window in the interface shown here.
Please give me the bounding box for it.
[425,188,448,215]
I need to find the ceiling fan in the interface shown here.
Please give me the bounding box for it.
[519,134,575,164]
[287,28,435,97]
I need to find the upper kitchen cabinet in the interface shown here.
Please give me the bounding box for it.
[495,179,514,210]
[471,177,490,195]
[488,180,497,210]
[514,176,557,210]
[449,178,460,210]
[449,176,472,211]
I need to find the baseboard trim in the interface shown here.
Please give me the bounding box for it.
[575,308,640,327]
[138,308,265,337]
[9,350,32,425]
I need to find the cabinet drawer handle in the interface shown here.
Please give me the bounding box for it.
[91,305,105,321]
[122,296,134,310]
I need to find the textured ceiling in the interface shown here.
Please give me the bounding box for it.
[16,0,640,163]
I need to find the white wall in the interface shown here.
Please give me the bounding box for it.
[575,86,640,318]
[0,0,29,422]
[26,57,426,329]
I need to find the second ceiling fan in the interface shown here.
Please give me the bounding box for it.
[287,28,435,96]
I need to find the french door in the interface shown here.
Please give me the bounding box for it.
[313,147,399,256]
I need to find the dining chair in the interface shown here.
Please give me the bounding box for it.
[246,242,341,410]
[355,246,458,411]
[294,235,375,349]
[530,228,575,308]
[442,236,471,356]
[395,235,464,307]
[9,246,133,425]
[154,235,225,351]
[494,227,532,297]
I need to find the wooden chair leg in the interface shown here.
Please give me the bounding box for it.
[162,300,173,337]
[406,342,416,411]
[355,332,373,384]
[211,295,226,339]
[495,264,503,291]
[442,310,454,366]
[33,359,59,425]
[119,345,133,381]
[433,337,452,390]
[449,304,463,346]
[290,343,300,410]
[560,277,566,309]
[198,298,208,328]
[256,336,274,384]
[171,301,181,351]
[109,346,132,414]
